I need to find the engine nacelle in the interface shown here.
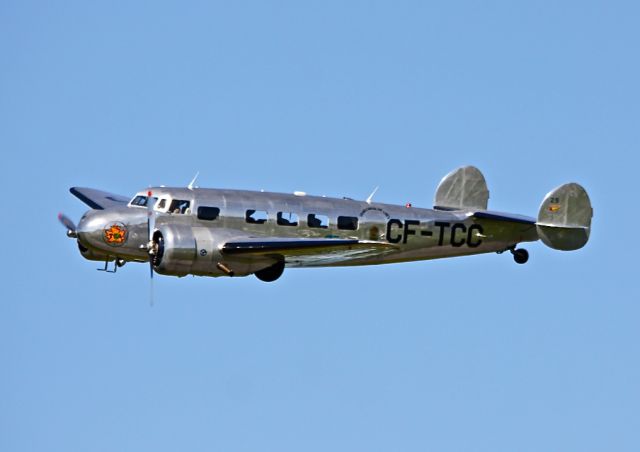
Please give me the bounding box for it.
[152,224,198,277]
[152,224,276,278]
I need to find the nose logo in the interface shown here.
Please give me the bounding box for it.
[103,222,127,246]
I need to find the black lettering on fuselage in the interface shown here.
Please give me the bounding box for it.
[434,222,450,246]
[402,220,420,244]
[450,223,467,247]
[467,224,484,248]
[386,219,403,244]
[386,219,484,248]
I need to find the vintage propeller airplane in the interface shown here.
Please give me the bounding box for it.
[59,166,592,284]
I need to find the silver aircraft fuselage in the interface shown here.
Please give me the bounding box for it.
[74,186,538,279]
[62,165,591,281]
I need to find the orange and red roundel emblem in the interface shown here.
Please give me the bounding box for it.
[103,222,127,246]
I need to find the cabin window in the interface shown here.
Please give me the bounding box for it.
[169,199,191,214]
[337,216,358,230]
[197,206,220,221]
[277,212,299,226]
[156,199,167,210]
[307,213,329,228]
[246,209,268,224]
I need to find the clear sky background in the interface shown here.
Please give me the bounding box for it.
[1,1,639,451]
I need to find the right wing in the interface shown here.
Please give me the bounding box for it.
[221,237,397,267]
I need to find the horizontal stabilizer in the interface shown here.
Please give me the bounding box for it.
[434,166,489,211]
[70,187,129,210]
[472,210,536,225]
[537,183,593,251]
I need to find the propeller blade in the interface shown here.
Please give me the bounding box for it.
[58,212,76,231]
[149,261,155,307]
[147,190,156,307]
[58,212,77,237]
[147,190,156,243]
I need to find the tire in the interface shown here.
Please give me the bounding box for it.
[513,248,529,264]
[255,260,285,282]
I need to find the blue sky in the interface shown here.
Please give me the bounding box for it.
[2,1,639,451]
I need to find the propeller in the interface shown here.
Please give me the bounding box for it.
[146,190,156,306]
[58,213,77,238]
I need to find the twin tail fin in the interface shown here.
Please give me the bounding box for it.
[434,166,593,251]
[536,183,593,251]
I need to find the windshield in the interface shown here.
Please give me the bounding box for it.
[129,195,158,208]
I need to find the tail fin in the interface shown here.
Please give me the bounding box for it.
[434,166,489,211]
[537,183,593,251]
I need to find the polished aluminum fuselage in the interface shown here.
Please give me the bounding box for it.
[76,187,538,277]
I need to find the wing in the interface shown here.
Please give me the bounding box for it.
[221,237,397,267]
[70,187,130,210]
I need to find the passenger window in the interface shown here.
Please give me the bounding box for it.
[307,213,329,229]
[197,206,220,221]
[337,216,358,230]
[246,209,268,224]
[277,212,299,226]
[156,199,167,210]
[169,199,191,214]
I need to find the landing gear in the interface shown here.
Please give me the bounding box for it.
[97,257,126,273]
[511,248,529,265]
[255,260,285,282]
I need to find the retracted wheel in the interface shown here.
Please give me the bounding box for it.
[512,248,529,264]
[255,260,285,282]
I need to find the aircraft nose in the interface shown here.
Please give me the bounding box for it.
[77,210,130,251]
[77,210,103,234]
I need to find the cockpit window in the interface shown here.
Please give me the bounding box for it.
[131,195,146,206]
[130,195,157,207]
[169,199,191,214]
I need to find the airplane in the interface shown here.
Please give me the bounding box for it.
[58,166,593,284]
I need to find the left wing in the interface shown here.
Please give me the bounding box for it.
[70,187,130,210]
[221,237,397,267]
